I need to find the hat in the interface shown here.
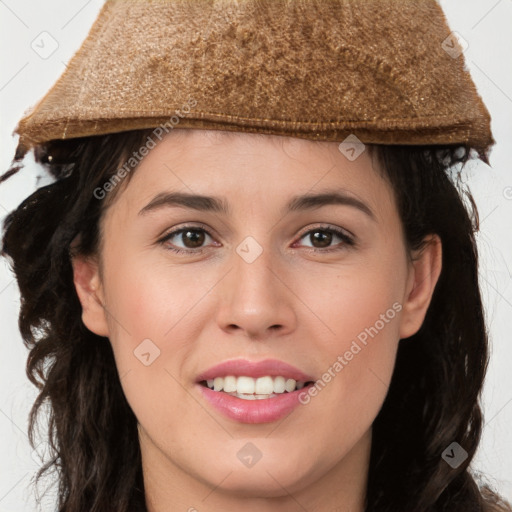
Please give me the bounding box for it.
[13,0,494,157]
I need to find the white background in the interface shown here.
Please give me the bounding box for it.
[0,1,511,510]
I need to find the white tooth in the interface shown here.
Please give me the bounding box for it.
[213,377,224,391]
[285,378,297,392]
[255,376,274,394]
[207,375,306,394]
[238,393,257,400]
[228,392,277,400]
[273,376,286,393]
[237,376,255,394]
[223,375,237,392]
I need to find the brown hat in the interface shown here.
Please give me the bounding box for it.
[14,0,494,157]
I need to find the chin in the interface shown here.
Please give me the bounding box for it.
[199,450,316,498]
[205,472,305,499]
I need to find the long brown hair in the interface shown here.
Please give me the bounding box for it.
[2,130,511,512]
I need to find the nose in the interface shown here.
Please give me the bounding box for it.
[215,245,297,340]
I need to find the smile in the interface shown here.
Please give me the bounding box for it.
[200,375,314,399]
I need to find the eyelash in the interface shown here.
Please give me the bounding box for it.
[157,224,355,255]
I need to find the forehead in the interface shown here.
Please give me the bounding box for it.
[107,128,394,223]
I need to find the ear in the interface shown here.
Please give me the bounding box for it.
[399,234,442,340]
[71,254,110,337]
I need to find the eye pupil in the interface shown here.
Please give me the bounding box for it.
[183,230,205,248]
[311,231,332,248]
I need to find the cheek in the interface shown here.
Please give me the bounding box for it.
[302,251,406,428]
[306,246,406,353]
[101,271,193,449]
[99,251,206,431]
[102,250,198,346]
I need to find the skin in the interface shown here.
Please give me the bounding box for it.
[72,129,442,512]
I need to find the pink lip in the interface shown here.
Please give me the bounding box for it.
[195,358,316,382]
[197,384,313,423]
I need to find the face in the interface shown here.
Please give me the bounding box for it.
[73,129,441,508]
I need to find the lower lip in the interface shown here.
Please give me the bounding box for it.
[196,383,312,424]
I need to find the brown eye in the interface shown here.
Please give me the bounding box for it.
[159,226,215,254]
[179,229,206,248]
[309,230,333,248]
[297,227,355,252]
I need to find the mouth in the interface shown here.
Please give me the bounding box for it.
[196,359,318,423]
[199,376,316,400]
[196,376,317,423]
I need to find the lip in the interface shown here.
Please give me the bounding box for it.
[195,358,316,383]
[197,383,314,424]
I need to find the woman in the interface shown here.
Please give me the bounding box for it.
[2,0,511,511]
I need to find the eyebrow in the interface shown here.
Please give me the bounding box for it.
[138,190,376,221]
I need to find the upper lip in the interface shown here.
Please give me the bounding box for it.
[196,358,316,383]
